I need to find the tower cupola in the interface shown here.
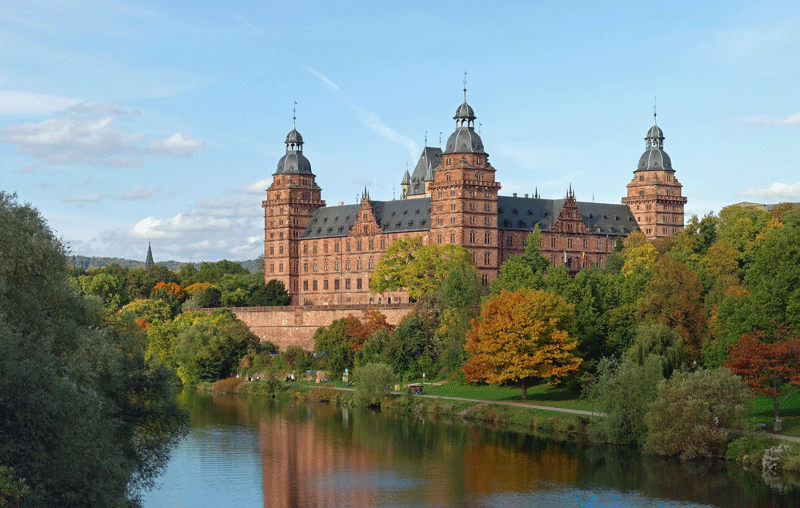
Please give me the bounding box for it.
[637,111,671,172]
[275,110,313,175]
[443,75,485,155]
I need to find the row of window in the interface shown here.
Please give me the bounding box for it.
[302,278,363,291]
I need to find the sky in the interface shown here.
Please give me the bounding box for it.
[2,0,799,263]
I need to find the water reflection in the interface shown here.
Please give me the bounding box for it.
[143,391,800,508]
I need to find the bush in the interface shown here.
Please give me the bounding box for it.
[726,434,773,470]
[306,387,340,404]
[352,362,395,408]
[644,368,753,459]
[584,357,662,445]
[212,377,244,393]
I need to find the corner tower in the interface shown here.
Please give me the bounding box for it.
[622,112,686,240]
[262,117,325,302]
[429,83,501,286]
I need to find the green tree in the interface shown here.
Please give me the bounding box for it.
[370,237,474,300]
[490,226,549,293]
[174,317,260,384]
[643,368,752,459]
[192,259,249,283]
[0,192,187,506]
[76,271,131,312]
[464,289,581,400]
[352,362,395,408]
[313,318,356,377]
[584,357,662,445]
[628,323,685,378]
[249,278,292,306]
[384,313,435,378]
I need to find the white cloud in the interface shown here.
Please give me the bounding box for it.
[301,64,419,161]
[739,182,800,201]
[776,114,800,126]
[64,193,101,202]
[99,195,264,261]
[148,132,206,156]
[0,90,82,116]
[237,178,270,194]
[123,185,160,200]
[0,102,205,167]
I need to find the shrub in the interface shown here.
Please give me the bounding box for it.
[644,368,753,459]
[584,357,662,445]
[212,377,244,393]
[352,362,394,408]
[306,387,340,404]
[726,434,773,470]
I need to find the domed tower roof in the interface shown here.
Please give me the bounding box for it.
[443,82,485,155]
[636,113,672,172]
[275,108,313,175]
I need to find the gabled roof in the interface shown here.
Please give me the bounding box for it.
[299,199,432,239]
[497,196,639,235]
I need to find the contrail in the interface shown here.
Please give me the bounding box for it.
[301,64,419,160]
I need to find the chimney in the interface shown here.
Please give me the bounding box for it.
[513,193,517,197]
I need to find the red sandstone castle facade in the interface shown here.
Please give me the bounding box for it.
[262,92,686,305]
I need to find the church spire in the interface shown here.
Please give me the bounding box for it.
[145,242,154,268]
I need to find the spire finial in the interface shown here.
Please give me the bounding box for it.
[463,71,467,101]
[653,97,657,125]
[439,132,442,148]
[425,130,427,146]
[479,122,482,135]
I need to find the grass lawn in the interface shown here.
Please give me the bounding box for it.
[410,380,592,412]
[750,391,800,438]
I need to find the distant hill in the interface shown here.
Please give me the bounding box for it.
[68,256,262,274]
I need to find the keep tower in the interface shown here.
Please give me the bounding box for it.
[262,120,325,302]
[622,112,687,240]
[429,86,501,286]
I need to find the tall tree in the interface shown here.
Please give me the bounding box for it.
[464,289,581,400]
[639,254,706,362]
[490,226,549,293]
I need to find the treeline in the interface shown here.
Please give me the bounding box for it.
[67,255,262,273]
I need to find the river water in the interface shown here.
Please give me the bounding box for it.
[142,390,800,508]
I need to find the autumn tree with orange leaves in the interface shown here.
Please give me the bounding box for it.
[725,330,800,431]
[464,289,581,400]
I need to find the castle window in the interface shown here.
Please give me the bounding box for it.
[335,260,340,270]
[357,278,362,290]
[470,190,476,197]
[639,175,644,181]
[380,238,385,248]
[357,240,362,251]
[596,238,601,250]
[279,232,284,238]
[313,280,318,290]
[485,232,491,244]
[369,239,374,250]
[551,255,556,266]
[469,216,475,225]
[451,204,456,210]
[346,259,351,270]
[313,262,318,272]
[446,173,451,181]
[568,238,573,248]
[482,274,489,285]
[484,252,491,265]
[583,238,588,249]
[485,217,491,226]
[470,202,475,211]
[357,258,362,270]
[551,237,556,248]
[335,279,340,290]
[270,263,274,273]
[345,279,351,290]
[335,243,340,252]
[485,203,490,211]
[303,262,308,272]
[438,218,443,225]
[369,258,374,269]
[451,217,456,224]
[363,225,368,234]
[438,191,443,198]
[346,242,350,252]
[437,234,442,244]
[303,281,308,291]
[469,232,476,243]
[270,246,274,255]
[450,190,456,197]
[324,280,329,290]
[324,243,328,252]
[507,236,513,247]
[324,261,329,271]
[450,233,456,243]
[279,245,284,254]
[313,243,317,253]
[363,213,367,219]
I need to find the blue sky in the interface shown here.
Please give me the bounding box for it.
[2,0,799,262]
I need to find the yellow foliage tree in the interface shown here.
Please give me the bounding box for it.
[464,289,581,400]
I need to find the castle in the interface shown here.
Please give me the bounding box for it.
[262,90,686,305]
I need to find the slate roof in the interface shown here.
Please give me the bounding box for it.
[299,199,432,239]
[497,196,639,235]
[406,147,442,196]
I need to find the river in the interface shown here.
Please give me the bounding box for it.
[142,390,800,508]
